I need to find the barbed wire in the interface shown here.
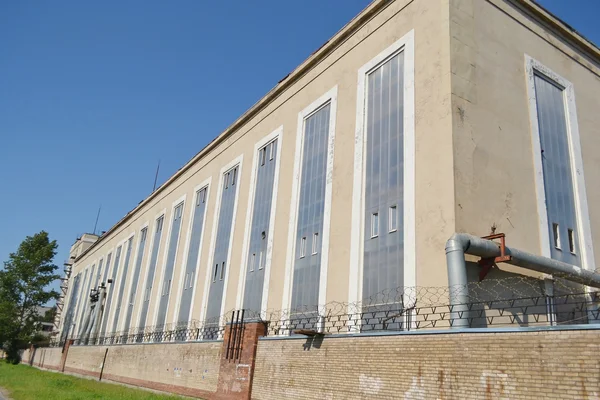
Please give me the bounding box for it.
[54,274,600,347]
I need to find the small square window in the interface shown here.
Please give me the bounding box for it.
[552,223,561,250]
[371,212,379,238]
[312,232,319,255]
[300,237,307,258]
[389,205,398,233]
[568,229,576,254]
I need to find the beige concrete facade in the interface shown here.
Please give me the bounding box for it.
[59,0,599,338]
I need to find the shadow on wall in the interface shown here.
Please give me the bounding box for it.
[465,262,590,328]
[302,335,324,351]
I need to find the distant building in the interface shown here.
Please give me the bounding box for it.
[57,0,599,342]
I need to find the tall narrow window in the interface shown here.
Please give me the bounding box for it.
[155,202,185,331]
[122,227,147,333]
[533,71,581,266]
[76,267,92,336]
[178,186,209,323]
[206,165,240,322]
[312,233,319,255]
[260,148,266,166]
[59,273,82,344]
[101,245,122,333]
[371,213,379,238]
[362,50,405,303]
[389,206,398,233]
[243,138,279,312]
[213,264,218,282]
[291,103,332,313]
[552,223,561,249]
[111,236,134,332]
[137,216,164,330]
[299,237,307,258]
[568,229,576,254]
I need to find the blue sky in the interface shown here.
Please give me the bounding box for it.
[1,0,598,298]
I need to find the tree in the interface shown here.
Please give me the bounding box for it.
[0,231,59,363]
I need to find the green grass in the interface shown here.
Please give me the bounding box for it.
[0,363,184,400]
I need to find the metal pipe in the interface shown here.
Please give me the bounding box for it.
[446,233,600,328]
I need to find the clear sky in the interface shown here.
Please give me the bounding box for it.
[1,0,598,299]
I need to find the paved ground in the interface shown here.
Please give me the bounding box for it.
[0,387,10,400]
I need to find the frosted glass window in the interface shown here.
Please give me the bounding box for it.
[243,139,279,312]
[101,245,122,333]
[178,186,209,322]
[534,74,580,266]
[137,216,164,329]
[205,166,239,322]
[111,237,134,332]
[59,273,81,343]
[122,227,147,333]
[155,202,185,330]
[362,51,405,302]
[291,103,331,312]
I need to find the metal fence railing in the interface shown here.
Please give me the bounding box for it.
[51,276,600,347]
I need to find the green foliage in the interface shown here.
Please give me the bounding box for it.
[0,231,60,363]
[0,363,183,400]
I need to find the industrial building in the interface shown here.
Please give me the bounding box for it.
[56,0,600,345]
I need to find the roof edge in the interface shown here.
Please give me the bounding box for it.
[74,0,393,263]
[75,0,599,263]
[509,0,600,64]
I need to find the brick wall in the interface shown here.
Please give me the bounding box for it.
[64,345,106,377]
[32,347,63,370]
[59,341,222,398]
[251,327,600,400]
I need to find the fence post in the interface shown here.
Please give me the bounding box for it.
[216,317,267,400]
[60,339,74,372]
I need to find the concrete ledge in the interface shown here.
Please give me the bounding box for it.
[259,323,600,340]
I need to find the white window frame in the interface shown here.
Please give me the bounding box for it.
[172,178,211,324]
[235,126,283,314]
[348,30,416,309]
[525,55,595,271]
[150,194,186,329]
[389,205,398,233]
[134,209,166,330]
[200,155,243,325]
[370,212,379,238]
[281,86,338,314]
[120,221,149,331]
[173,177,212,322]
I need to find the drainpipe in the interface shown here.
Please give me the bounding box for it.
[445,233,600,328]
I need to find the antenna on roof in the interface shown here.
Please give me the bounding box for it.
[93,205,102,235]
[152,160,161,192]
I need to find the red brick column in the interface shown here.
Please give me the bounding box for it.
[60,339,74,372]
[215,320,267,400]
[28,344,35,366]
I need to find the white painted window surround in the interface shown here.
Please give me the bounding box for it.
[349,30,416,306]
[281,86,338,313]
[525,55,595,272]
